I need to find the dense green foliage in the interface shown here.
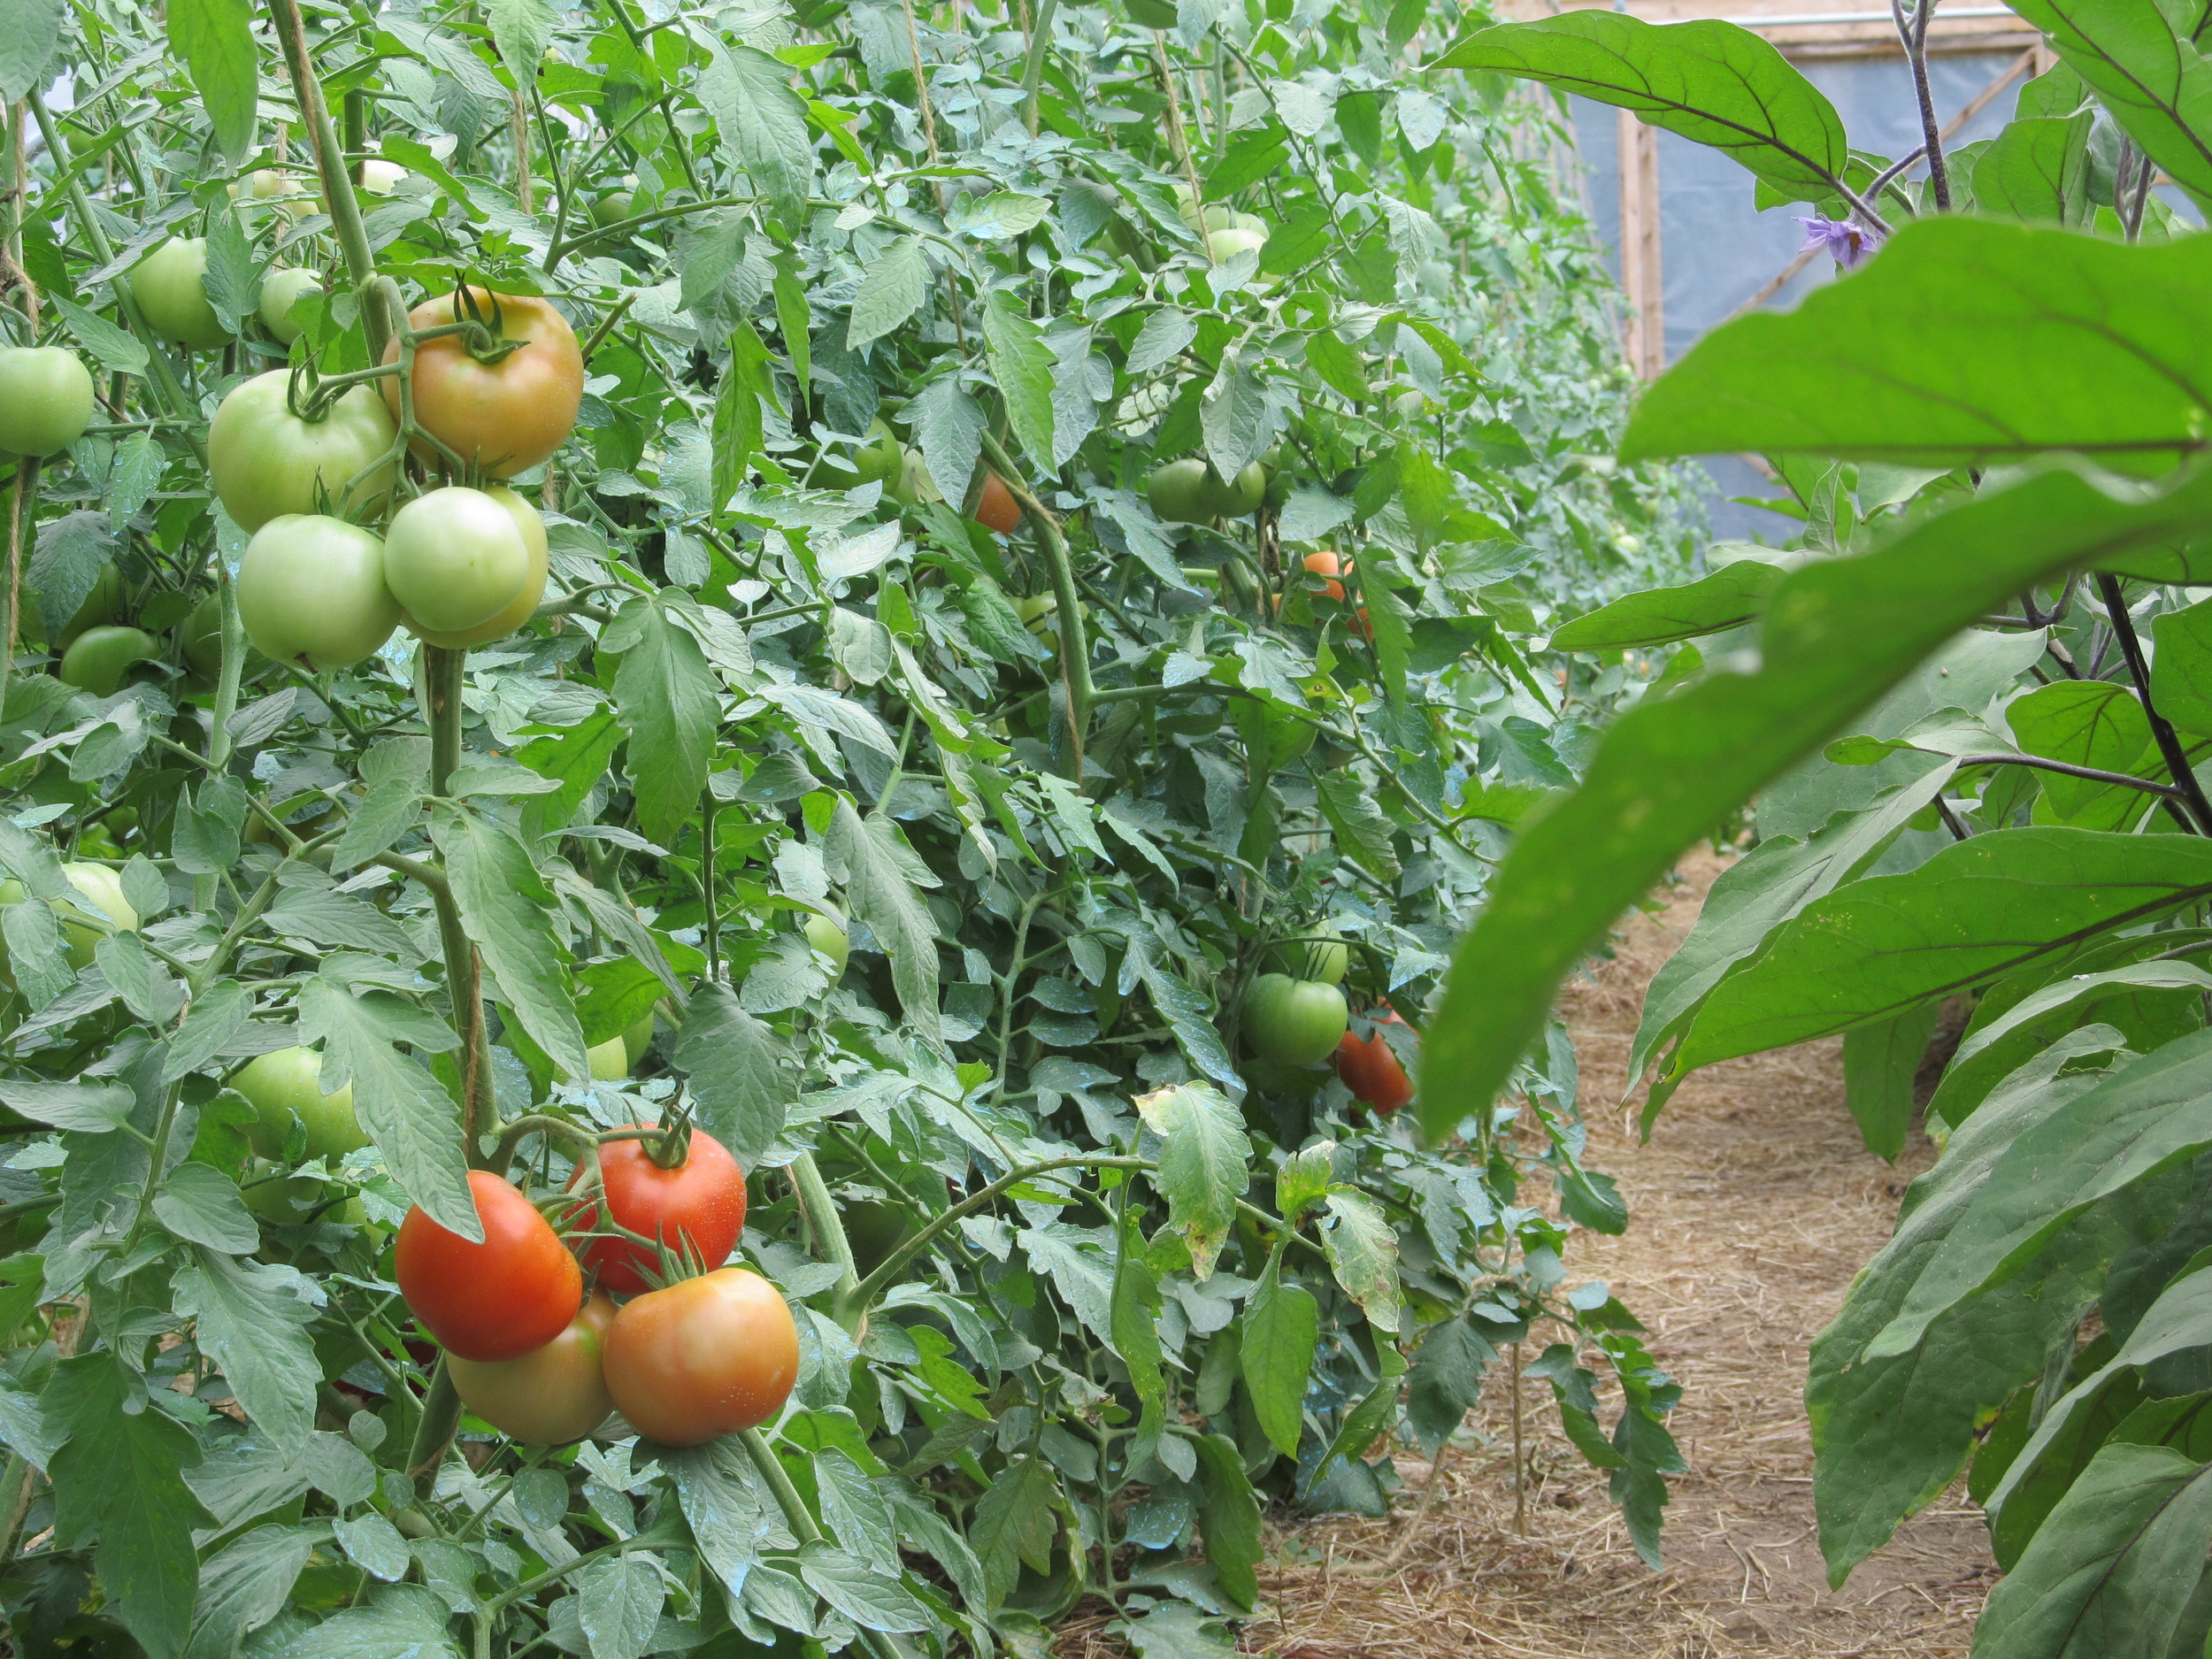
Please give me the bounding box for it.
[1432,7,2212,1654]
[0,0,1692,1651]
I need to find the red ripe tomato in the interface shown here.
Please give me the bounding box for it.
[973,472,1024,534]
[396,1169,582,1361]
[603,1268,799,1446]
[1337,1011,1416,1115]
[568,1125,748,1294]
[382,288,583,477]
[449,1291,617,1444]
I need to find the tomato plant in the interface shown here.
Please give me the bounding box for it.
[1242,972,1351,1065]
[0,0,1701,1649]
[396,1170,584,1362]
[603,1268,802,1446]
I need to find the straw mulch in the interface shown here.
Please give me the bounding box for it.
[1064,845,1996,1658]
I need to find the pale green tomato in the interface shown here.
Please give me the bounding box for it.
[804,911,849,975]
[621,1013,655,1069]
[128,238,229,350]
[209,371,398,532]
[236,514,401,670]
[1205,226,1268,265]
[0,348,96,457]
[234,169,316,219]
[0,862,142,970]
[403,487,549,649]
[257,269,323,343]
[360,158,405,194]
[382,487,530,634]
[587,1035,628,1081]
[234,1046,366,1162]
[849,419,905,488]
[58,626,157,697]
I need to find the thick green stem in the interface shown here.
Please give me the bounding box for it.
[1020,0,1060,136]
[979,431,1092,776]
[424,646,495,1159]
[405,1358,462,1495]
[267,0,391,357]
[0,1451,35,1568]
[2,456,37,729]
[788,1152,860,1326]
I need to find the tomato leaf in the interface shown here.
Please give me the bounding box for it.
[699,42,817,230]
[299,979,480,1241]
[165,0,257,163]
[607,594,721,852]
[847,235,930,350]
[1320,1190,1402,1329]
[981,292,1056,470]
[1240,1243,1318,1456]
[1187,1431,1263,1609]
[431,804,589,1085]
[672,986,788,1164]
[824,797,941,1040]
[1134,1082,1248,1280]
[969,1455,1060,1605]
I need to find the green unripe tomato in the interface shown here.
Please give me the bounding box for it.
[1199,461,1266,518]
[0,862,142,971]
[804,911,849,975]
[848,419,905,489]
[236,514,401,670]
[360,158,406,195]
[1126,0,1179,25]
[58,626,157,697]
[382,487,531,634]
[257,268,323,344]
[180,593,224,680]
[0,348,96,457]
[592,190,636,227]
[403,487,549,649]
[128,238,229,350]
[587,1035,629,1081]
[621,1013,655,1069]
[233,1046,366,1162]
[209,370,398,533]
[1241,972,1348,1066]
[1147,458,1217,525]
[1205,226,1268,265]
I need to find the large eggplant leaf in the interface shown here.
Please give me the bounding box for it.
[1428,13,1848,202]
[1622,220,2212,475]
[1420,461,2212,1143]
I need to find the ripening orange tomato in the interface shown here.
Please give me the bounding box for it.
[603,1268,799,1445]
[973,472,1024,534]
[1337,1011,1416,1115]
[383,288,583,477]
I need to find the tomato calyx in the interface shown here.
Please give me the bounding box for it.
[442,284,531,368]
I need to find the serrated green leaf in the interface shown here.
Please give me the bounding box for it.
[609,594,720,851]
[0,0,63,101]
[982,292,1056,469]
[297,979,479,1240]
[1320,1190,1401,1327]
[1134,1082,1248,1279]
[1187,1431,1262,1609]
[847,236,930,349]
[970,1455,1059,1605]
[166,0,257,163]
[485,0,557,76]
[1240,1244,1317,1456]
[826,797,940,1039]
[430,804,588,1084]
[672,985,787,1164]
[700,42,816,228]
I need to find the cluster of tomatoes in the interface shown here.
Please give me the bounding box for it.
[395,1124,798,1449]
[222,285,582,671]
[1242,934,1416,1116]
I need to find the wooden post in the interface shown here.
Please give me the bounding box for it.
[1617,107,1663,380]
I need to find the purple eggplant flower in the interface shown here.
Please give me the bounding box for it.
[1795,216,1881,270]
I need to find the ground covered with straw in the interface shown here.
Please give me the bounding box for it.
[1066,847,1995,1658]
